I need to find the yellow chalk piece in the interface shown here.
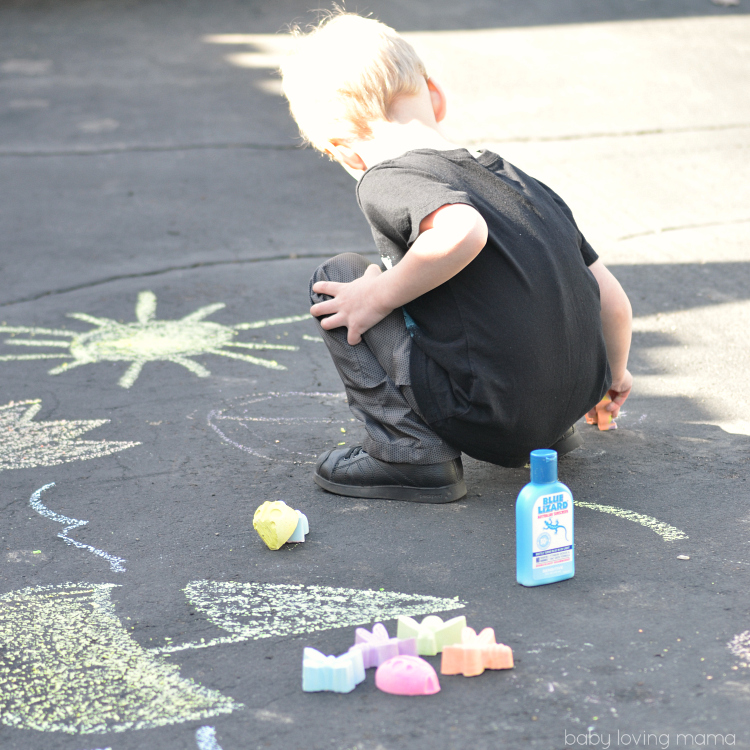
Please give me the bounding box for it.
[0,583,240,734]
[253,501,299,550]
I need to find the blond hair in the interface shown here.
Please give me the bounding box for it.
[280,12,427,153]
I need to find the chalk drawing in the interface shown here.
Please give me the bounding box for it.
[0,399,139,471]
[208,391,355,464]
[0,292,311,388]
[196,726,224,750]
[29,483,126,573]
[0,583,240,734]
[153,581,465,654]
[575,501,688,542]
[728,631,750,668]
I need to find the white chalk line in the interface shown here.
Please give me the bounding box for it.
[29,483,126,573]
[196,726,224,750]
[208,391,348,464]
[574,501,688,542]
[154,634,249,654]
[233,314,310,330]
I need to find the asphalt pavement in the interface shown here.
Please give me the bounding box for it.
[1,1,749,749]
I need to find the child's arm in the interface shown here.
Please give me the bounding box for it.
[587,259,633,417]
[310,203,488,345]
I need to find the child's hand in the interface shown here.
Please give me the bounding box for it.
[310,264,393,345]
[586,369,633,423]
[606,369,633,418]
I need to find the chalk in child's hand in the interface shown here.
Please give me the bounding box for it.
[595,394,618,430]
[440,627,514,677]
[586,395,618,430]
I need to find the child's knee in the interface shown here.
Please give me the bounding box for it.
[309,253,370,303]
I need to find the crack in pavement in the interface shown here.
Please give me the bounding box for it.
[0,252,345,308]
[0,141,302,158]
[2,122,747,159]
[617,217,750,241]
[469,121,750,144]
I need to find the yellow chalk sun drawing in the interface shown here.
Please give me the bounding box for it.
[0,291,309,388]
[0,400,139,472]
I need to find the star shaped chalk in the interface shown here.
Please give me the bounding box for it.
[440,627,514,677]
[396,614,467,656]
[302,648,365,693]
[349,622,417,668]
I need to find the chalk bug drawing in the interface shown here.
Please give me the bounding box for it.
[208,391,357,465]
[0,291,312,388]
[0,583,240,735]
[153,581,465,654]
[0,399,139,472]
[29,482,126,573]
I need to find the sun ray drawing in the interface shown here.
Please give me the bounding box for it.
[0,291,311,388]
[0,400,139,472]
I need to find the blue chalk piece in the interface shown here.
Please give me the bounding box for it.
[302,647,365,693]
[287,511,309,543]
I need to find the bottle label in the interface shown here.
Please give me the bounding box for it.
[532,491,573,573]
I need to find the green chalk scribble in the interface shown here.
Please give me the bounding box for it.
[155,581,466,654]
[0,583,240,734]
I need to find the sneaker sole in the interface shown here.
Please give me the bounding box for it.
[313,472,467,503]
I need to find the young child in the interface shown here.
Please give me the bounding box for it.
[280,12,633,503]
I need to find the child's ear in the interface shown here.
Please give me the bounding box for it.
[326,141,368,173]
[426,77,447,123]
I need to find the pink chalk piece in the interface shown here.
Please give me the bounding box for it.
[440,627,514,677]
[349,622,418,669]
[375,655,441,696]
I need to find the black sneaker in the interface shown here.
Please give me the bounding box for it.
[550,425,584,457]
[313,446,467,503]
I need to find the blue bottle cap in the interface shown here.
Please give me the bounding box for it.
[530,449,558,484]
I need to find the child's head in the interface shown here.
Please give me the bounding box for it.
[280,11,428,155]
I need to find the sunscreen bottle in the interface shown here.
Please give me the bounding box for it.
[516,449,574,586]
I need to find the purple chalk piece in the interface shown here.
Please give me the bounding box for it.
[349,623,418,669]
[375,655,441,696]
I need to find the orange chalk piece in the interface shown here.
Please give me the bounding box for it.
[440,627,514,677]
[586,394,617,431]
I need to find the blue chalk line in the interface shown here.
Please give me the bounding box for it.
[196,726,224,750]
[29,482,126,573]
